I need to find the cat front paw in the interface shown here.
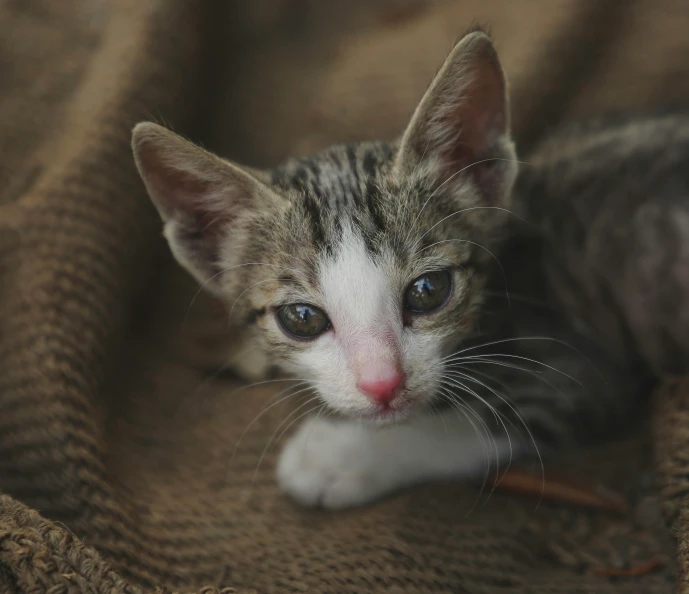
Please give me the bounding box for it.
[276,417,391,509]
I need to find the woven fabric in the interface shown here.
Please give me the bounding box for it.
[1,1,688,592]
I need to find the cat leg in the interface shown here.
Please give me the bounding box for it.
[276,411,515,509]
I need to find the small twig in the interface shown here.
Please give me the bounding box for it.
[487,470,628,513]
[591,557,665,577]
[664,374,689,386]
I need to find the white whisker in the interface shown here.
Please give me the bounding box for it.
[416,237,511,306]
[447,359,572,402]
[450,353,583,387]
[227,376,311,398]
[419,205,530,244]
[442,370,544,501]
[436,385,494,513]
[227,277,293,322]
[436,385,494,460]
[252,397,321,483]
[184,261,300,323]
[439,375,512,471]
[272,399,324,450]
[230,380,311,462]
[443,356,542,376]
[401,140,435,246]
[446,335,592,364]
[406,158,527,245]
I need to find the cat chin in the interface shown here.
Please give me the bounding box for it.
[364,411,414,427]
[331,401,421,427]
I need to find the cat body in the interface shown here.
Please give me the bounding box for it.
[517,113,689,377]
[132,28,688,509]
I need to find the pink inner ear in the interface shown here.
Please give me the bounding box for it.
[172,172,233,239]
[142,144,238,240]
[452,62,506,156]
[429,53,507,183]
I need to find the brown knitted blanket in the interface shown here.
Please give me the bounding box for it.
[3,1,689,592]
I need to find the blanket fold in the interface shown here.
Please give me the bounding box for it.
[2,1,689,592]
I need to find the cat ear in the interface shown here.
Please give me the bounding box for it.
[394,27,517,206]
[132,122,276,294]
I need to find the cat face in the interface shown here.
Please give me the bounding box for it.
[132,27,517,423]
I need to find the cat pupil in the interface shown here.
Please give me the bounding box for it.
[417,279,432,295]
[404,270,452,314]
[277,303,330,339]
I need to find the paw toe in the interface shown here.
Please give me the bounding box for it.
[276,418,381,509]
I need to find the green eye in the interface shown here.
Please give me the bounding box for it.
[404,270,452,313]
[277,304,331,339]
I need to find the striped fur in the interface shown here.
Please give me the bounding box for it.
[132,28,518,426]
[132,27,689,508]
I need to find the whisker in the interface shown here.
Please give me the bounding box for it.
[251,396,321,484]
[445,335,595,367]
[438,377,509,495]
[440,375,518,509]
[449,365,514,394]
[439,375,513,474]
[227,376,312,399]
[441,374,501,424]
[174,361,290,417]
[444,370,522,457]
[415,238,510,307]
[419,205,531,245]
[230,381,311,462]
[480,289,556,312]
[449,353,583,387]
[184,261,300,323]
[436,385,494,513]
[442,370,544,504]
[443,357,542,377]
[399,138,433,247]
[174,361,236,414]
[308,399,333,428]
[406,158,530,245]
[227,277,293,322]
[273,400,326,452]
[436,385,494,460]
[429,402,449,435]
[447,359,573,402]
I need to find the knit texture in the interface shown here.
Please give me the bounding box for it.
[1,1,689,592]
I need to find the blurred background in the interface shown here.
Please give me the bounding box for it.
[4,0,689,196]
[213,0,689,164]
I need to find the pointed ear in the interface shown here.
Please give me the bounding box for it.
[394,28,517,206]
[132,122,276,293]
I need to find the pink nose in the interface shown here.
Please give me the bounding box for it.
[357,374,405,406]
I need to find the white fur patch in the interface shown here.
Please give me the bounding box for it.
[318,225,395,334]
[286,225,409,417]
[279,224,451,420]
[277,410,516,509]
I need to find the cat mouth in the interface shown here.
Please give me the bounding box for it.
[360,400,415,424]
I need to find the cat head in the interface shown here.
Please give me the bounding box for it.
[132,28,517,423]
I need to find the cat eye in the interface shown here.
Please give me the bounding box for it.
[277,303,331,339]
[404,270,452,314]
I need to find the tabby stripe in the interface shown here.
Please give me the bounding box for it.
[365,183,386,232]
[346,145,360,194]
[246,307,267,324]
[302,194,327,248]
[362,149,377,178]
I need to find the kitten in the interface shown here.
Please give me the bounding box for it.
[131,27,652,509]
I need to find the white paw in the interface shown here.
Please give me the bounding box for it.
[276,417,391,509]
